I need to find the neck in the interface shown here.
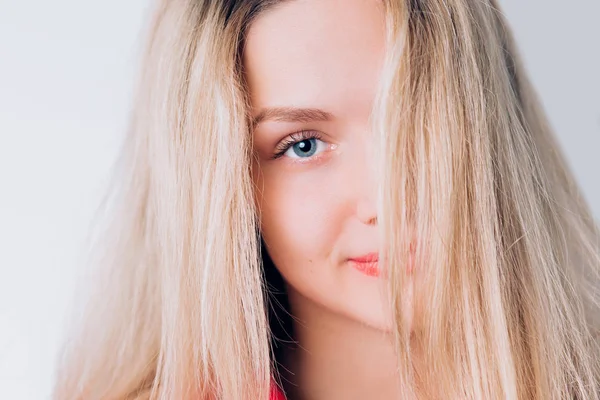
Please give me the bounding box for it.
[279,286,402,400]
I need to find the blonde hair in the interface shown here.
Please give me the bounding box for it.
[53,0,600,399]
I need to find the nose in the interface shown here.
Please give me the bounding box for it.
[357,195,377,225]
[354,139,378,226]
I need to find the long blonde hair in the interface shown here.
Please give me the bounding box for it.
[53,1,600,399]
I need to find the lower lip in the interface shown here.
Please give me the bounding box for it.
[349,259,380,277]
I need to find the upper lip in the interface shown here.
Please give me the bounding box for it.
[348,252,379,263]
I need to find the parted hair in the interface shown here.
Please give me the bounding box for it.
[53,1,600,399]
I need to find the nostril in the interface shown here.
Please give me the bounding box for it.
[356,194,378,225]
[357,206,378,225]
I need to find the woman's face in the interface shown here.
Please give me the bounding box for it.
[244,0,393,331]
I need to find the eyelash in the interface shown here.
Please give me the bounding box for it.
[272,130,326,160]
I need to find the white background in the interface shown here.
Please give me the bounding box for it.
[0,1,598,398]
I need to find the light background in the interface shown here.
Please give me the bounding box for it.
[0,1,598,398]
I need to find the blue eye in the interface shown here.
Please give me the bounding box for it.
[284,137,327,159]
[289,138,317,158]
[272,130,329,160]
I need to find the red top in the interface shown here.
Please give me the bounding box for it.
[269,382,286,400]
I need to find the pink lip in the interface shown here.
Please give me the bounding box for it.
[348,252,380,277]
[349,252,379,263]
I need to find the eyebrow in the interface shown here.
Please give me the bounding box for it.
[251,107,334,128]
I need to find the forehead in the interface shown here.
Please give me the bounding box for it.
[242,0,386,122]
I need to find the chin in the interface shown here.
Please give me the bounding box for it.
[336,269,413,335]
[346,304,394,333]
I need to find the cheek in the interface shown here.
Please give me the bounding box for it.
[256,165,341,267]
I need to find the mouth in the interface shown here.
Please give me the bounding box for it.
[348,252,380,277]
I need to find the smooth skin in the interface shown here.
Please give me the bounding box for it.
[244,0,412,398]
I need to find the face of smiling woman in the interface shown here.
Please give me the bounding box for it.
[244,0,393,331]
